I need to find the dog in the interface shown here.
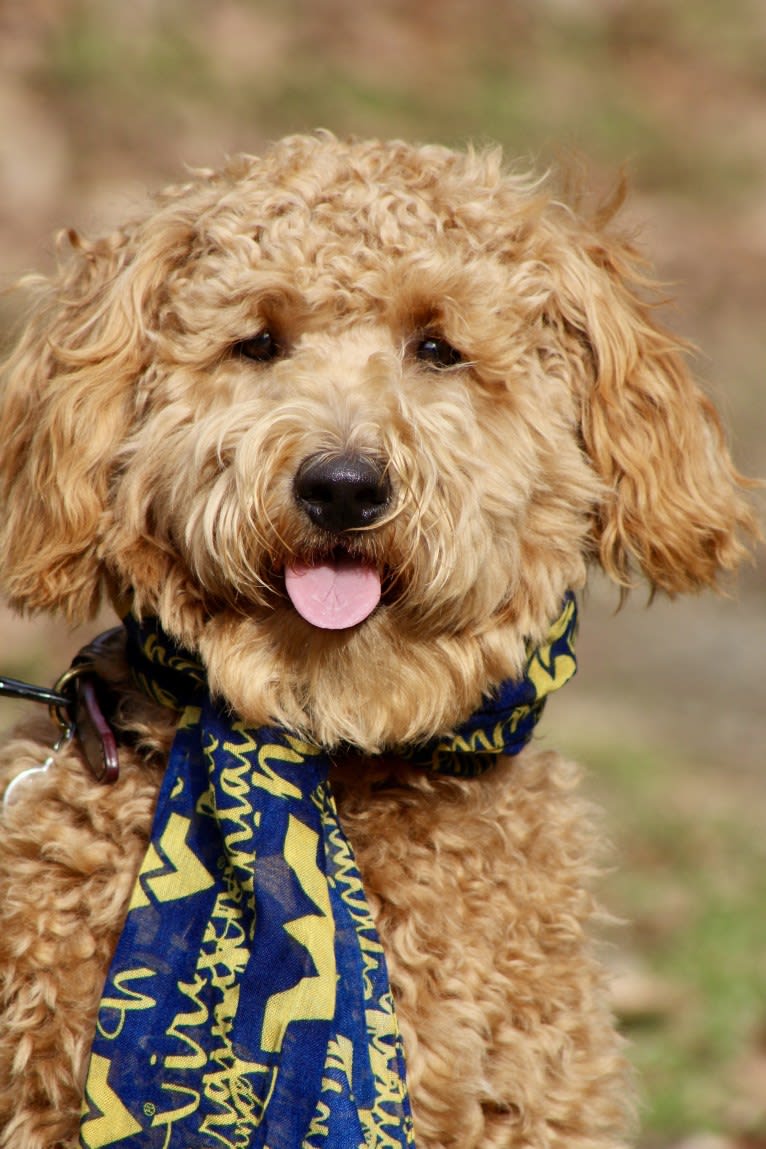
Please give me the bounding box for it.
[0,132,756,1149]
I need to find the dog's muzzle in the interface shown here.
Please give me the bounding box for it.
[293,452,391,533]
[286,452,391,629]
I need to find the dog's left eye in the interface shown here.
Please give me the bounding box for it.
[234,331,282,363]
[415,335,464,370]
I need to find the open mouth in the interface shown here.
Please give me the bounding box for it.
[284,547,383,630]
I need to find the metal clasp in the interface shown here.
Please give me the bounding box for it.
[2,631,124,809]
[4,663,95,809]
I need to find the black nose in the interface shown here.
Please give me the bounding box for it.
[294,453,392,533]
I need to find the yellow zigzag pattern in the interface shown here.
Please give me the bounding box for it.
[129,812,215,910]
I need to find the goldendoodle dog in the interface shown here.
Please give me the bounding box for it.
[0,133,756,1149]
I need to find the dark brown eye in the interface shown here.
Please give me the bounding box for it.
[415,334,464,369]
[235,330,281,362]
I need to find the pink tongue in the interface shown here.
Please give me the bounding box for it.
[285,558,382,630]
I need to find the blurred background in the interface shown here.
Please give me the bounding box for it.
[0,2,764,1144]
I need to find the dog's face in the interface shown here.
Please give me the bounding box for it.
[0,135,755,751]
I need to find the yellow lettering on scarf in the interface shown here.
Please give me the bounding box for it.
[129,812,216,909]
[164,973,209,1070]
[327,822,384,998]
[193,891,271,1140]
[80,1054,142,1148]
[201,1053,266,1141]
[214,755,259,899]
[363,1003,410,1149]
[527,649,576,699]
[96,967,157,1040]
[305,1100,331,1139]
[525,599,577,701]
[321,1034,354,1094]
[261,815,336,1053]
[217,725,303,800]
[200,981,271,1140]
[148,1083,202,1137]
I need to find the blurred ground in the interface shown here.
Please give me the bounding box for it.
[0,2,764,1144]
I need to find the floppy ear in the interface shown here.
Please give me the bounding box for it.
[551,215,759,594]
[0,222,165,621]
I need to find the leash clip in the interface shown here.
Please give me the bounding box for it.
[51,660,121,785]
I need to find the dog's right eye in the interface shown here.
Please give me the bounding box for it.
[234,331,282,363]
[415,335,464,370]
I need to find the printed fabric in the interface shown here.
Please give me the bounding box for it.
[79,593,577,1148]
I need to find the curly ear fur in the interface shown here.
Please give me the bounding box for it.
[0,206,202,621]
[550,204,759,594]
[0,230,138,620]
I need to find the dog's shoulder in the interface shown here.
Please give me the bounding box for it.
[0,728,161,1143]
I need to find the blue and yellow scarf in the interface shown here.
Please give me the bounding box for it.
[79,594,577,1148]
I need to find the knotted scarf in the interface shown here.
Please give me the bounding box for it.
[79,593,577,1149]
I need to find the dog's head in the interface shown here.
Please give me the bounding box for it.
[0,134,756,751]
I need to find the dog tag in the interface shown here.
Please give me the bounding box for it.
[3,753,56,808]
[74,677,120,783]
[2,728,73,809]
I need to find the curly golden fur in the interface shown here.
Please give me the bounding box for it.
[0,133,757,1147]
